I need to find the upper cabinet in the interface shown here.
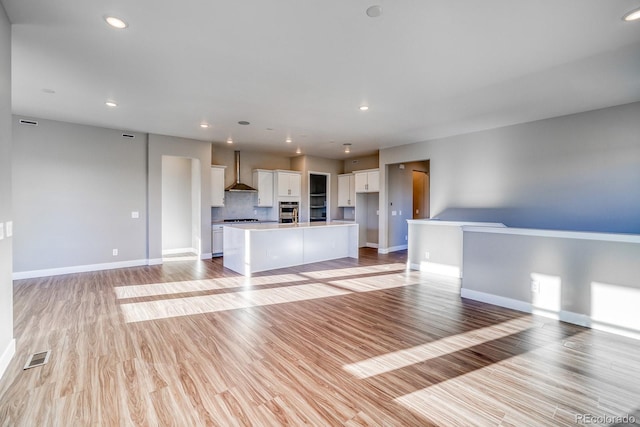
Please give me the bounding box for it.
[354,169,379,193]
[275,170,301,198]
[210,165,227,206]
[253,169,274,207]
[338,173,355,207]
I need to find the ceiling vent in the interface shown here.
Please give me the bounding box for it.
[19,119,38,126]
[122,133,135,139]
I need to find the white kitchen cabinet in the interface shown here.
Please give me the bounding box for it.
[210,165,226,206]
[338,173,355,207]
[253,169,274,207]
[275,170,301,198]
[355,169,379,193]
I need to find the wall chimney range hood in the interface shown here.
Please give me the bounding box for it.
[225,151,257,192]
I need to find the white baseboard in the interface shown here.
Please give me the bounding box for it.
[13,259,149,280]
[460,288,640,341]
[365,242,379,249]
[0,339,16,381]
[147,258,163,266]
[380,244,407,254]
[162,247,197,255]
[201,253,212,260]
[461,288,532,313]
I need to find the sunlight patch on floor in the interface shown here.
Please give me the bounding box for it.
[120,283,350,322]
[329,271,424,293]
[299,263,407,280]
[343,317,539,379]
[114,274,308,299]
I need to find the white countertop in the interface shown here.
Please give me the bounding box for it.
[407,219,506,228]
[225,221,357,231]
[462,225,640,244]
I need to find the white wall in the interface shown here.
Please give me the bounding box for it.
[161,156,193,251]
[0,2,15,379]
[12,118,148,274]
[149,134,211,261]
[379,102,640,250]
[462,229,640,340]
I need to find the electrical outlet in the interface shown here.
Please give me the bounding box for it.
[531,281,540,293]
[392,210,397,216]
[5,221,12,237]
[405,235,408,241]
[112,249,118,256]
[399,210,402,216]
[425,251,430,260]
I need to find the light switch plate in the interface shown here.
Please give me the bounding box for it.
[131,211,139,219]
[5,221,12,237]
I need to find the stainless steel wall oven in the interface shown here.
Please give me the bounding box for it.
[279,201,299,223]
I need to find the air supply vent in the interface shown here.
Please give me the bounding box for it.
[23,350,51,370]
[19,119,38,126]
[122,133,135,139]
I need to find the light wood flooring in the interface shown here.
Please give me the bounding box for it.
[1,249,639,426]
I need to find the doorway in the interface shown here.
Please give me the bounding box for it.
[161,156,201,259]
[412,170,430,219]
[309,172,330,222]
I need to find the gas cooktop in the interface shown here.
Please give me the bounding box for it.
[223,218,259,223]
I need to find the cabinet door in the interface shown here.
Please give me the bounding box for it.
[212,227,224,255]
[355,172,368,193]
[367,170,380,192]
[211,167,225,206]
[289,173,301,197]
[338,175,354,206]
[277,173,291,197]
[254,171,273,207]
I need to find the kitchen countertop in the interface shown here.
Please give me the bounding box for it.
[224,221,357,230]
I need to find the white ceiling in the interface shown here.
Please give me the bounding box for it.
[3,0,640,159]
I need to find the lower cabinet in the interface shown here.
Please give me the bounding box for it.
[212,225,224,257]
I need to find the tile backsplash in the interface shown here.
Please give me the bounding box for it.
[211,191,275,221]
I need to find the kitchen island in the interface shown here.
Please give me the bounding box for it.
[223,222,359,276]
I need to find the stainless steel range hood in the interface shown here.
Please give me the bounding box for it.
[225,151,257,192]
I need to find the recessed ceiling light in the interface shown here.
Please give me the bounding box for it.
[200,123,210,128]
[105,101,117,107]
[366,5,383,18]
[238,121,250,125]
[227,138,233,144]
[285,138,292,143]
[623,7,640,21]
[344,143,352,153]
[359,105,369,111]
[296,148,301,154]
[104,16,128,29]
